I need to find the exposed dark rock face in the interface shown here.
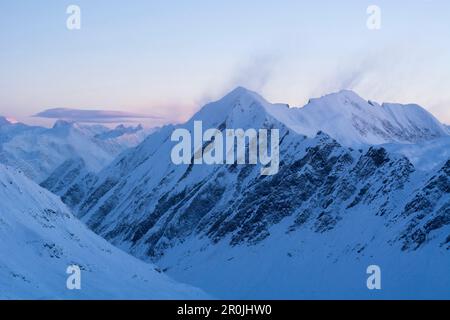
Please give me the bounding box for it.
[41,158,97,209]
[60,122,440,260]
[399,160,450,251]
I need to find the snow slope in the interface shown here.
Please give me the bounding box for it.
[0,165,207,299]
[69,87,449,299]
[0,120,149,182]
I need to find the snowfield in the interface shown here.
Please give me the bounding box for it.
[0,165,208,299]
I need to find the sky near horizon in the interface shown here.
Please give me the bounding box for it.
[1,0,450,127]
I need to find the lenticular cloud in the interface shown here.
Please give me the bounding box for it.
[34,108,161,123]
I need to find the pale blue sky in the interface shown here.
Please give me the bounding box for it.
[1,0,449,126]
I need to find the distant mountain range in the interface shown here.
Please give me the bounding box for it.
[0,119,150,182]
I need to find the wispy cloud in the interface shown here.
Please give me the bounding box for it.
[228,54,280,93]
[324,45,450,123]
[34,108,162,124]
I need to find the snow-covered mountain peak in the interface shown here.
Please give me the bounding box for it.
[225,86,268,103]
[52,120,77,130]
[95,123,144,140]
[302,90,391,122]
[211,86,270,111]
[189,87,276,130]
[267,90,450,146]
[307,89,370,110]
[50,120,87,137]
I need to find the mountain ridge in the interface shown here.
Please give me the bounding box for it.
[263,88,449,146]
